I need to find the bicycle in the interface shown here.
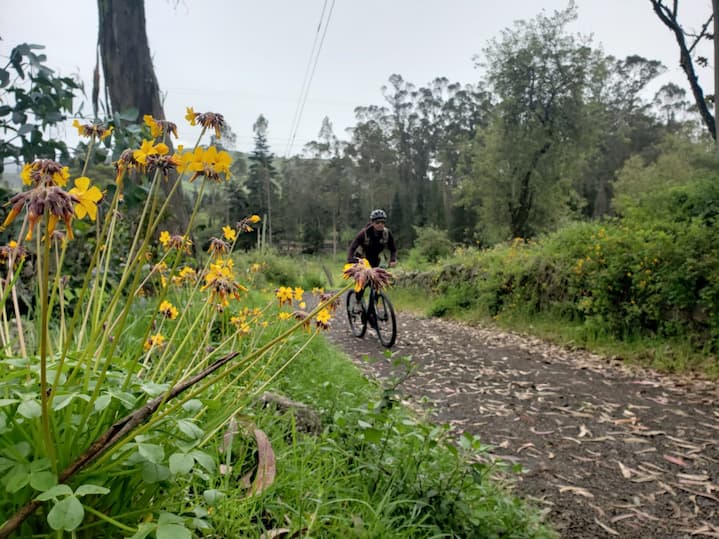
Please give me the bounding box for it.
[346,283,397,348]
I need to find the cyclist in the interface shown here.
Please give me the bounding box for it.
[347,209,397,268]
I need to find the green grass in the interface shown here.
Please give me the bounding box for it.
[208,334,555,538]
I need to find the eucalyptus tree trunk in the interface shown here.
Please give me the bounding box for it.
[96,0,189,230]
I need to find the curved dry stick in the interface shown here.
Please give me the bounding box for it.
[0,351,240,538]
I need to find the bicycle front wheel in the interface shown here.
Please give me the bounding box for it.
[346,290,367,338]
[374,291,397,348]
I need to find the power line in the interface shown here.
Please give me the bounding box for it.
[284,0,335,157]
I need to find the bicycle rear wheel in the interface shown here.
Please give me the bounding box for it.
[373,291,397,348]
[346,290,367,338]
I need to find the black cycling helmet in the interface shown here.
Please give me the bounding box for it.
[369,209,387,222]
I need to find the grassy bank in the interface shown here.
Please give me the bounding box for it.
[207,326,555,538]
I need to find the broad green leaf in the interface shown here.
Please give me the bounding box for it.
[181,399,203,412]
[51,393,89,411]
[176,419,204,439]
[17,399,41,418]
[362,428,383,444]
[357,419,372,429]
[156,523,191,539]
[202,489,225,505]
[158,512,185,525]
[94,394,112,412]
[4,465,30,493]
[169,453,194,475]
[140,382,169,397]
[0,457,14,473]
[47,495,84,531]
[30,471,57,491]
[30,458,50,472]
[141,462,170,484]
[137,443,164,463]
[190,450,215,473]
[109,389,136,409]
[0,399,19,407]
[35,484,73,501]
[75,484,110,497]
[129,522,156,539]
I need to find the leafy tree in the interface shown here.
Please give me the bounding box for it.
[0,43,80,175]
[576,55,668,217]
[461,4,603,241]
[246,115,278,246]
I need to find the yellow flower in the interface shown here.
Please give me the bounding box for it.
[158,300,178,320]
[278,312,292,320]
[275,286,293,306]
[185,106,197,126]
[144,114,162,138]
[293,287,304,301]
[316,308,332,330]
[73,119,113,140]
[144,333,166,352]
[188,146,232,183]
[20,164,32,185]
[222,225,236,242]
[68,177,103,220]
[249,214,261,223]
[159,230,171,248]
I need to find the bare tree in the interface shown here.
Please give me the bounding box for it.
[650,0,716,145]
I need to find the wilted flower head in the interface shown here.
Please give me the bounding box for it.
[237,214,261,232]
[143,114,178,139]
[0,240,27,266]
[21,159,69,187]
[145,153,179,180]
[159,230,192,253]
[197,112,225,138]
[342,258,392,292]
[2,184,78,240]
[292,310,312,332]
[318,291,340,313]
[73,119,113,141]
[207,237,230,256]
[201,258,247,310]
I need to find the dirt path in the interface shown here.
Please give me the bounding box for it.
[325,306,719,538]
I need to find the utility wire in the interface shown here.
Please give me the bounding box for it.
[283,0,327,157]
[284,0,335,157]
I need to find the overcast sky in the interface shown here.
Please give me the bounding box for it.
[0,0,713,155]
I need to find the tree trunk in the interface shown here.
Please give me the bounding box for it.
[714,0,719,155]
[97,0,190,230]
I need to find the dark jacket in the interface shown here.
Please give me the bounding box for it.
[347,223,397,268]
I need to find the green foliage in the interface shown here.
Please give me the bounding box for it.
[409,225,454,263]
[0,43,80,172]
[613,134,717,213]
[411,179,719,366]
